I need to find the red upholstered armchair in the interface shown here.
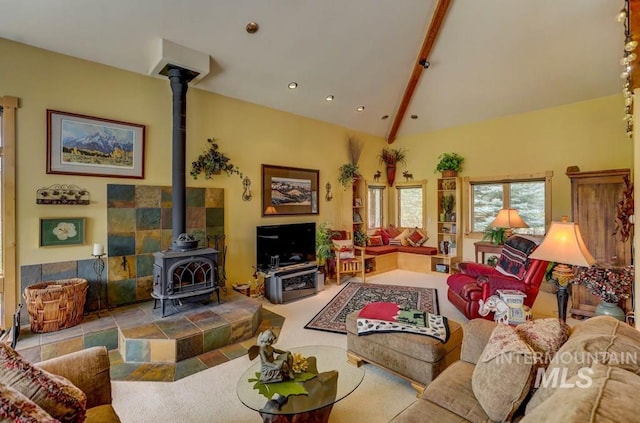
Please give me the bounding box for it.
[447,235,548,320]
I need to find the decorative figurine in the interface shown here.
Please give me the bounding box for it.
[249,329,294,383]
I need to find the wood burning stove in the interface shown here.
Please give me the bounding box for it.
[152,247,220,317]
[150,66,221,317]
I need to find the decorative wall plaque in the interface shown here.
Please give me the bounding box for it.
[36,184,90,205]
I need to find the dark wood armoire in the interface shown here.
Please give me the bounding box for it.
[566,168,633,318]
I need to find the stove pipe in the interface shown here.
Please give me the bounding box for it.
[168,67,190,248]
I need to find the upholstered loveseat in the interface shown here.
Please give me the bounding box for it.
[391,316,640,422]
[0,345,120,422]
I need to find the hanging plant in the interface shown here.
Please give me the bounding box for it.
[338,163,360,188]
[190,138,243,180]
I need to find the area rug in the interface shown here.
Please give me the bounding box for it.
[304,282,439,334]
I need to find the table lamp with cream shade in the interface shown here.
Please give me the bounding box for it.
[489,208,529,238]
[529,217,596,321]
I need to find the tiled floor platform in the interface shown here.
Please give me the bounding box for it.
[15,293,285,382]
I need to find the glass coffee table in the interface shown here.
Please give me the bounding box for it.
[237,345,365,423]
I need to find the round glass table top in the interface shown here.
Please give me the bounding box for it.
[237,345,365,415]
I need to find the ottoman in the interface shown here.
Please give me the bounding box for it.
[346,310,463,394]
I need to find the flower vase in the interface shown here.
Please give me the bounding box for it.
[594,300,626,321]
[386,164,397,187]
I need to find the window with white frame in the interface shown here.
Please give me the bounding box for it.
[467,172,552,236]
[395,181,426,229]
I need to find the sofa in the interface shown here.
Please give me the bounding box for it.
[0,345,120,422]
[391,316,640,422]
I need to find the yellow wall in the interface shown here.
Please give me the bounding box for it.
[394,95,633,260]
[0,38,386,294]
[0,37,634,306]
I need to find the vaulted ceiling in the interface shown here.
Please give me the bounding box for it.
[0,1,624,141]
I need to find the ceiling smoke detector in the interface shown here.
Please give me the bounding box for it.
[149,39,210,85]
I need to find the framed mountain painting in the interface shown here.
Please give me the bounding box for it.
[46,109,145,178]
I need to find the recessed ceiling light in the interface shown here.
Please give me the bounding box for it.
[410,115,418,119]
[381,115,389,120]
[288,82,298,89]
[325,95,334,101]
[246,22,259,33]
[356,106,365,112]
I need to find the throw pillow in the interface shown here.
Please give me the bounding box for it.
[0,343,86,423]
[472,324,535,422]
[375,229,391,245]
[394,228,412,246]
[368,235,383,246]
[496,244,528,279]
[0,382,59,423]
[497,236,538,280]
[407,229,428,247]
[387,224,402,238]
[329,230,347,240]
[515,318,570,363]
[332,239,355,259]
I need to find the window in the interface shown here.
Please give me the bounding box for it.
[395,181,426,229]
[467,172,552,236]
[367,184,385,230]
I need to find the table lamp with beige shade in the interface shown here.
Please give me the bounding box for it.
[529,217,596,321]
[489,208,529,238]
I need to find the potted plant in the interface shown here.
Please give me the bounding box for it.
[316,222,333,274]
[353,229,368,247]
[482,227,507,245]
[435,152,464,177]
[378,148,407,186]
[338,163,360,188]
[191,138,243,180]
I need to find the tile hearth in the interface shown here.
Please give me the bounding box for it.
[15,293,285,382]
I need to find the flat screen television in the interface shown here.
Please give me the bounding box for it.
[256,222,316,271]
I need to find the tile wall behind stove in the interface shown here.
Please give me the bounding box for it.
[105,184,224,307]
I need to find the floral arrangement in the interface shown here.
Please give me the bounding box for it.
[378,148,407,165]
[291,352,309,373]
[573,265,634,303]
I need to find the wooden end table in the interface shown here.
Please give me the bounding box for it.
[474,241,503,264]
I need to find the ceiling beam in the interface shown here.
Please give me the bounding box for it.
[386,0,452,143]
[630,0,640,90]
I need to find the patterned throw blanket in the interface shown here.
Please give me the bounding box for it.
[356,302,450,343]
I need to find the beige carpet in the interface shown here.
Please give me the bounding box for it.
[111,269,563,422]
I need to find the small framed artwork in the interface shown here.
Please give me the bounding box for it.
[262,164,319,216]
[40,217,86,247]
[47,110,145,179]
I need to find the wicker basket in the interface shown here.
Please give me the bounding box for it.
[24,278,88,333]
